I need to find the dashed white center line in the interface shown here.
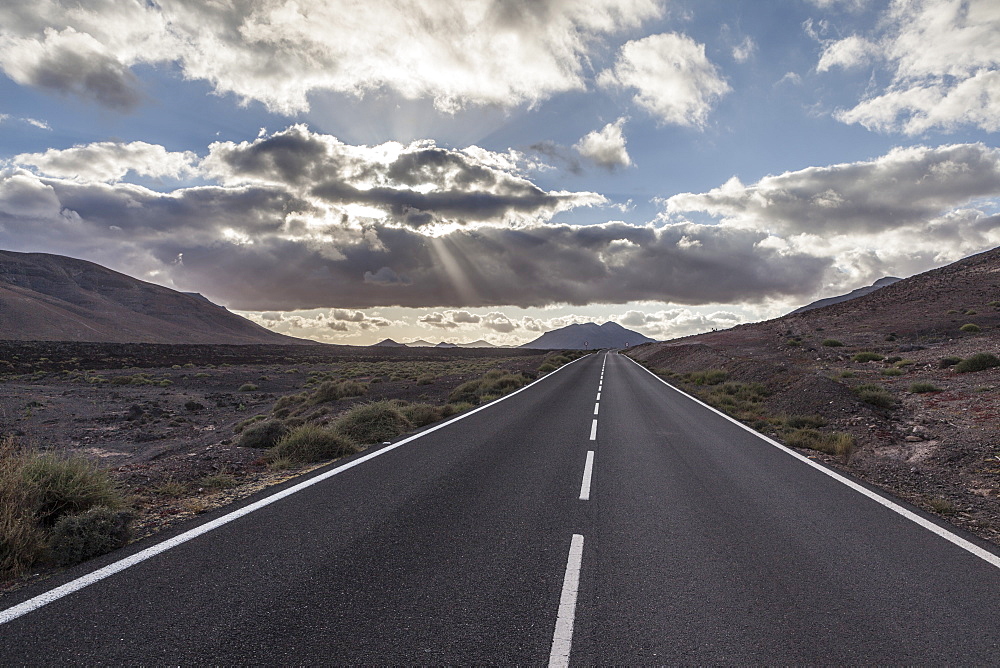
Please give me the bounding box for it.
[593,403,599,415]
[589,419,598,441]
[548,534,585,668]
[595,392,601,401]
[579,451,594,501]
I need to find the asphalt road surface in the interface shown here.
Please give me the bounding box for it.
[2,351,999,664]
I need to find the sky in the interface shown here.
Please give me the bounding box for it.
[1,0,999,346]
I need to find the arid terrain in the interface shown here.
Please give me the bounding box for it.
[628,247,1000,543]
[0,342,552,592]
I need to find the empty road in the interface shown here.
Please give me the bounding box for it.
[2,351,999,664]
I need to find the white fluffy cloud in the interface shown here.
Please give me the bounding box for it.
[598,32,729,127]
[820,0,1000,134]
[665,142,1000,290]
[0,0,661,114]
[16,141,198,182]
[574,118,631,170]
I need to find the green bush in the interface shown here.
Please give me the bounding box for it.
[400,403,443,427]
[311,380,368,403]
[939,356,963,368]
[440,402,474,418]
[784,429,855,458]
[784,415,827,429]
[955,353,1000,373]
[415,375,436,386]
[238,420,290,449]
[854,384,895,409]
[334,401,411,444]
[239,383,258,392]
[271,425,358,463]
[684,369,728,386]
[448,370,530,404]
[821,339,844,347]
[960,323,982,333]
[21,454,125,527]
[538,363,557,373]
[48,507,133,566]
[853,352,885,363]
[909,382,941,393]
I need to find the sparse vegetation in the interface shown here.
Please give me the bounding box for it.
[854,384,895,409]
[270,424,357,463]
[960,323,982,333]
[238,383,259,392]
[48,507,133,567]
[1,438,130,579]
[683,369,728,386]
[853,352,885,363]
[939,356,963,368]
[821,339,844,347]
[909,382,941,394]
[448,369,531,405]
[238,420,291,449]
[310,379,368,403]
[928,497,956,514]
[784,429,855,459]
[334,400,411,444]
[882,368,905,376]
[955,353,1000,374]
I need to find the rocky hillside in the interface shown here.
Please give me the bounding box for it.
[0,250,310,345]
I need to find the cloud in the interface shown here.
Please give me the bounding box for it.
[202,126,605,231]
[364,267,412,286]
[732,36,756,63]
[574,118,632,170]
[816,35,874,72]
[618,308,744,338]
[818,0,1000,134]
[598,32,730,127]
[0,0,661,113]
[16,141,198,182]
[6,132,999,315]
[665,143,1000,235]
[418,312,458,329]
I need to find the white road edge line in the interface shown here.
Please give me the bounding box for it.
[548,534,585,668]
[589,419,598,441]
[579,451,595,501]
[623,355,1000,570]
[0,355,597,626]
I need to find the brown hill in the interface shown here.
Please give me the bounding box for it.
[0,250,311,345]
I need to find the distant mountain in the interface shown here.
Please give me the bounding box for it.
[791,277,901,314]
[405,339,435,347]
[456,340,497,348]
[520,321,655,350]
[435,341,458,348]
[0,250,310,345]
[372,338,407,347]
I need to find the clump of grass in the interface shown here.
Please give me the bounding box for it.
[441,402,474,418]
[48,507,133,567]
[784,415,827,429]
[786,338,802,347]
[270,424,357,463]
[0,438,130,578]
[399,403,444,428]
[909,382,941,393]
[854,384,895,409]
[853,352,885,363]
[784,429,855,459]
[448,370,530,405]
[955,353,1000,373]
[415,375,436,386]
[198,473,238,490]
[238,383,259,392]
[928,497,955,515]
[960,323,982,333]
[334,400,411,444]
[684,369,728,386]
[154,479,188,498]
[939,356,963,368]
[310,380,368,403]
[882,368,905,377]
[238,420,290,449]
[821,339,844,347]
[838,370,855,378]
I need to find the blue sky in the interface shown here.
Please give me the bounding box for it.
[2,0,999,345]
